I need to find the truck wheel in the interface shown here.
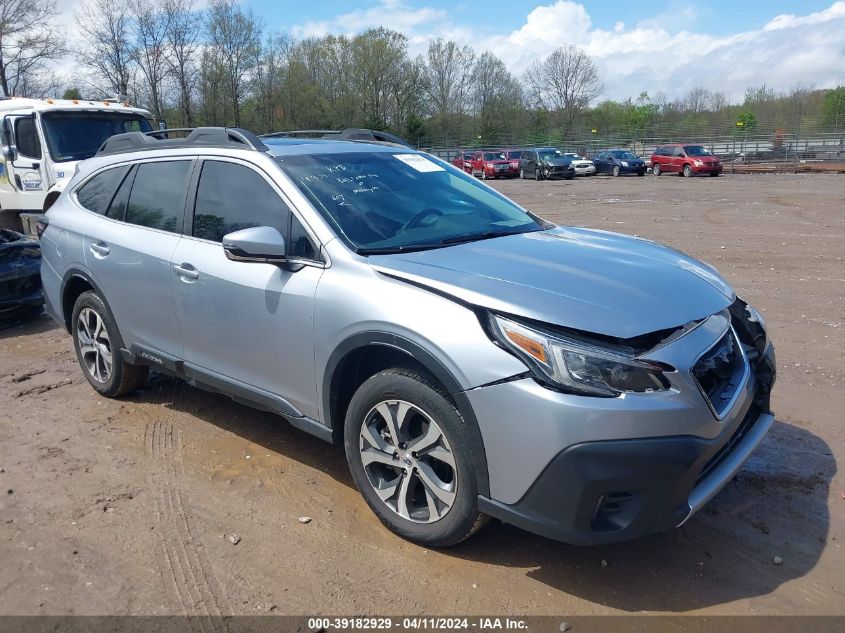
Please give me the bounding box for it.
[344,368,487,547]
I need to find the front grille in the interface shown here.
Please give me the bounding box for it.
[692,328,745,417]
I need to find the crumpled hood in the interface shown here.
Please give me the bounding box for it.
[541,158,571,166]
[370,227,734,339]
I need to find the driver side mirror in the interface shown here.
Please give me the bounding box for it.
[2,145,17,162]
[223,226,287,265]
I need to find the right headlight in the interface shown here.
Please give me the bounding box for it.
[489,314,671,397]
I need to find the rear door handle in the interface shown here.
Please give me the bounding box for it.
[173,263,199,281]
[89,242,110,257]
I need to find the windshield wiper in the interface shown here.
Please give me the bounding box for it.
[357,243,447,255]
[438,228,539,246]
[359,228,541,255]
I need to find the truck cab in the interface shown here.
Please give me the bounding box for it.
[0,97,154,232]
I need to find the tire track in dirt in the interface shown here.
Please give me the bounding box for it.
[144,380,232,628]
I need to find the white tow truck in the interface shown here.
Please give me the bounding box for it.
[0,97,155,233]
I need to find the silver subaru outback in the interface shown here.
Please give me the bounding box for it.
[40,128,776,547]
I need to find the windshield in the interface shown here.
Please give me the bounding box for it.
[537,150,562,160]
[611,151,638,160]
[684,145,712,156]
[278,151,546,254]
[41,111,153,162]
[483,152,505,161]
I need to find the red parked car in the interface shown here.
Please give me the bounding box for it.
[651,144,723,177]
[470,150,514,179]
[498,149,523,177]
[451,150,474,173]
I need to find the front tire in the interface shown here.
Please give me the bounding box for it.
[683,164,693,178]
[344,368,485,547]
[653,164,662,176]
[612,165,621,177]
[71,291,148,397]
[519,168,525,179]
[535,167,543,181]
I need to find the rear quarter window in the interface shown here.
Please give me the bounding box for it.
[76,166,131,216]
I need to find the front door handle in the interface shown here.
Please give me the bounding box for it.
[89,242,110,257]
[173,263,199,281]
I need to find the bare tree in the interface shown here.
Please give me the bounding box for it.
[206,0,261,127]
[163,0,200,126]
[76,0,136,97]
[682,86,712,113]
[472,51,523,139]
[0,0,66,97]
[129,0,170,119]
[423,39,475,141]
[524,45,602,137]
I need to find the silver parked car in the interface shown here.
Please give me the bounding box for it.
[40,128,776,547]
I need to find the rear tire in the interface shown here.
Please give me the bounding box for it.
[344,368,486,547]
[71,291,148,398]
[653,164,661,176]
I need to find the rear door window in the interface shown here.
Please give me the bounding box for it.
[76,166,131,216]
[125,161,191,233]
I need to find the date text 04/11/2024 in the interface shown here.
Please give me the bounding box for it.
[307,617,530,630]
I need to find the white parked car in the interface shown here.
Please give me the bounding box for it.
[564,153,596,176]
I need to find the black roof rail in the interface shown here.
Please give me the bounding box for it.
[96,126,269,156]
[260,127,413,149]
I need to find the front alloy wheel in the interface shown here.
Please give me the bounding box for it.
[612,165,621,177]
[344,368,486,546]
[359,400,457,523]
[683,164,693,178]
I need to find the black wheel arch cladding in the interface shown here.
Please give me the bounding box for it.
[323,331,491,498]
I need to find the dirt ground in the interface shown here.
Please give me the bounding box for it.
[1,173,843,616]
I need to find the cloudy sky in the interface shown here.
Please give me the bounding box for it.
[58,0,845,103]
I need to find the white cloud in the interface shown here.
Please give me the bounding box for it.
[292,1,447,38]
[46,0,845,103]
[290,0,845,103]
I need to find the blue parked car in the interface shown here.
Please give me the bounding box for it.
[0,228,43,321]
[592,149,646,177]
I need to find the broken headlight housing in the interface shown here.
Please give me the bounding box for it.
[489,314,671,397]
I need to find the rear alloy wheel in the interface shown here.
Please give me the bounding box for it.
[345,368,486,547]
[71,291,148,397]
[683,164,693,178]
[653,163,662,176]
[612,165,621,177]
